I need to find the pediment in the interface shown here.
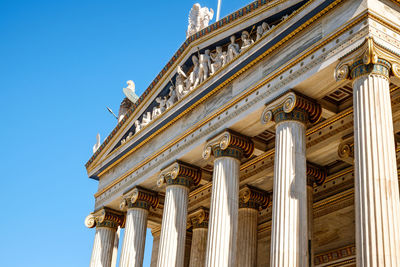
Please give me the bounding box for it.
[86,0,310,179]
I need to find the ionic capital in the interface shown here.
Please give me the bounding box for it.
[239,185,271,210]
[306,163,327,186]
[187,207,209,229]
[85,207,124,229]
[335,37,400,81]
[158,160,202,188]
[337,137,354,165]
[203,129,254,160]
[120,186,159,211]
[261,91,321,126]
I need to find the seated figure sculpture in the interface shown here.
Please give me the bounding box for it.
[210,46,227,74]
[241,31,254,50]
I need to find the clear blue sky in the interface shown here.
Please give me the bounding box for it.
[0,0,250,266]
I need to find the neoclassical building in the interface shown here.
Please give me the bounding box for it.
[84,0,400,266]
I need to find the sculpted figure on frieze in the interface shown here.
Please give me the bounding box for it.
[166,85,178,109]
[227,35,240,63]
[241,30,254,50]
[141,111,152,127]
[198,49,212,84]
[187,54,200,90]
[210,46,227,74]
[152,96,166,119]
[134,120,141,133]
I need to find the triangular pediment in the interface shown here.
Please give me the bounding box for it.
[86,0,309,179]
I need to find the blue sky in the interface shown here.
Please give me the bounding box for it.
[0,0,250,266]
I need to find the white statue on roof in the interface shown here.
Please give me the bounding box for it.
[123,80,139,104]
[187,3,214,38]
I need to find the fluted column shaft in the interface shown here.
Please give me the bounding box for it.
[157,185,189,267]
[353,73,400,266]
[189,227,208,267]
[237,207,258,267]
[119,208,148,267]
[150,233,160,267]
[270,120,308,266]
[90,226,117,267]
[205,156,240,267]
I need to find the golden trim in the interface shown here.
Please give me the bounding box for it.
[314,189,353,210]
[94,2,365,198]
[87,0,301,170]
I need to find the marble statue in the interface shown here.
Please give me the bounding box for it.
[188,55,200,90]
[227,35,240,62]
[256,25,264,41]
[241,31,254,50]
[262,22,274,34]
[123,80,139,104]
[93,133,100,153]
[198,49,212,84]
[176,74,189,100]
[152,96,167,118]
[187,3,214,38]
[134,120,141,133]
[210,46,227,74]
[281,14,289,21]
[141,112,152,127]
[166,86,177,109]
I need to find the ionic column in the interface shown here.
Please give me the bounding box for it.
[237,185,271,267]
[335,37,400,266]
[262,91,321,266]
[85,208,125,267]
[156,161,202,267]
[203,130,254,267]
[150,229,161,267]
[188,207,209,267]
[119,187,159,267]
[306,164,327,267]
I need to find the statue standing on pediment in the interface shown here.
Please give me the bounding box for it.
[198,49,212,84]
[227,35,240,63]
[186,3,214,38]
[210,46,227,74]
[152,96,166,118]
[176,74,189,100]
[166,85,178,109]
[141,112,152,127]
[188,55,200,90]
[241,31,254,50]
[134,120,141,133]
[256,25,264,41]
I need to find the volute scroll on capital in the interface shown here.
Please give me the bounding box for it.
[85,207,125,229]
[335,37,400,81]
[119,186,159,211]
[261,91,322,126]
[202,129,254,160]
[157,160,202,188]
[306,163,327,186]
[187,207,209,229]
[239,185,271,210]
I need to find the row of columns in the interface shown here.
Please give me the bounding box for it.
[86,37,400,267]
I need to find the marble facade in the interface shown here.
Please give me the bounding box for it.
[85,0,400,266]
